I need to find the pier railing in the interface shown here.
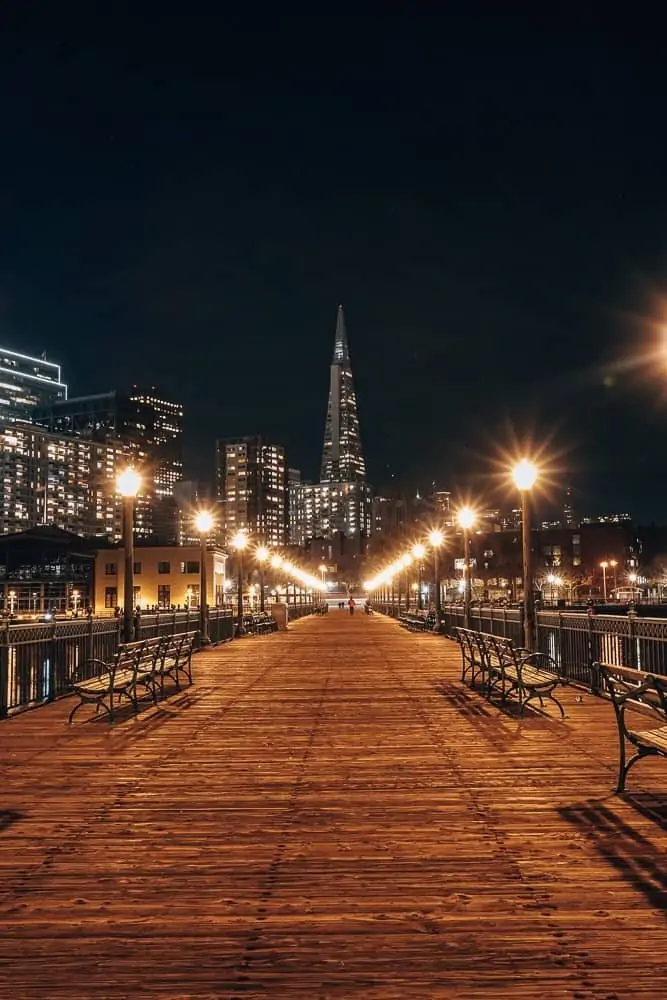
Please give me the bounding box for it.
[375,602,667,690]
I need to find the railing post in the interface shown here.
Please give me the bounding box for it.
[587,607,599,695]
[46,620,57,702]
[627,607,637,669]
[87,610,94,664]
[0,620,8,718]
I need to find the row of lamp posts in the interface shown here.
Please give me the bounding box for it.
[365,459,539,649]
[116,468,323,647]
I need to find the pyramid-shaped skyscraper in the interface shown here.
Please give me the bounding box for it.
[320,305,366,483]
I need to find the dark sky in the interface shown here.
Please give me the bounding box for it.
[2,12,667,520]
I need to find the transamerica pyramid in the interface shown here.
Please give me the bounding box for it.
[320,305,366,483]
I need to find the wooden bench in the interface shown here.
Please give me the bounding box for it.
[243,612,278,636]
[455,626,566,717]
[68,637,160,724]
[154,630,197,696]
[68,632,198,724]
[399,611,436,632]
[598,663,667,792]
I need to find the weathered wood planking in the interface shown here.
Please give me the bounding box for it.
[1,612,666,998]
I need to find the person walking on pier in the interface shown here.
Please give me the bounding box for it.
[348,597,356,616]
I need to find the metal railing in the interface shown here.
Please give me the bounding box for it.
[374,601,667,690]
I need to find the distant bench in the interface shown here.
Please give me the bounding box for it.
[242,611,279,636]
[598,663,667,792]
[455,626,565,717]
[399,610,437,633]
[68,631,197,725]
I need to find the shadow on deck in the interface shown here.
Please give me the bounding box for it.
[2,610,667,997]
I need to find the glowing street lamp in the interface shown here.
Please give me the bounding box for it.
[609,559,618,595]
[195,510,214,645]
[457,508,476,628]
[511,459,538,650]
[412,543,426,610]
[116,467,141,642]
[600,560,609,602]
[231,530,248,637]
[8,589,16,615]
[319,563,327,588]
[428,530,444,630]
[256,545,269,612]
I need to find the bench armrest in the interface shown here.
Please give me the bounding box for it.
[71,658,111,684]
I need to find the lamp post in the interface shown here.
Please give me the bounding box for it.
[195,510,214,645]
[609,559,618,597]
[256,546,269,612]
[457,508,476,629]
[116,467,141,643]
[231,530,248,637]
[600,561,608,602]
[8,590,16,616]
[428,529,444,630]
[512,459,538,650]
[412,544,426,610]
[319,563,327,589]
[72,589,80,617]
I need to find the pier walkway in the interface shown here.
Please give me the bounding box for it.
[2,611,667,998]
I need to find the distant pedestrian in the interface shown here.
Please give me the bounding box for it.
[348,597,356,616]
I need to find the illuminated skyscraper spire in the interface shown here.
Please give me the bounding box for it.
[320,305,366,483]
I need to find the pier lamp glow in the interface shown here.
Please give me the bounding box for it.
[116,467,141,643]
[511,458,538,492]
[600,561,609,601]
[411,543,426,611]
[231,531,248,637]
[270,554,283,569]
[428,530,445,630]
[195,510,215,644]
[457,508,476,627]
[256,545,270,611]
[511,458,538,649]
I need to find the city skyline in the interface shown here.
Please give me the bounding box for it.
[4,17,667,520]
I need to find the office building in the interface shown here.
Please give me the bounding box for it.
[288,480,373,547]
[0,346,67,422]
[320,305,366,483]
[216,436,286,547]
[129,387,184,498]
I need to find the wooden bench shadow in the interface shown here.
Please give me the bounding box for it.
[559,798,667,914]
[0,810,24,834]
[434,677,561,751]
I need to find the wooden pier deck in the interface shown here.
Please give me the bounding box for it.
[2,611,666,998]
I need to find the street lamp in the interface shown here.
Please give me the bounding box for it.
[457,507,476,628]
[231,530,248,637]
[412,543,426,610]
[195,510,214,645]
[512,459,538,650]
[600,561,608,601]
[609,559,618,596]
[8,590,16,616]
[72,589,80,616]
[116,467,141,643]
[428,529,444,630]
[256,545,270,612]
[319,563,327,589]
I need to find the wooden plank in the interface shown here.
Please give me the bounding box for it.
[1,611,666,997]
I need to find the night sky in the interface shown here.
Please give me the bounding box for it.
[2,13,667,520]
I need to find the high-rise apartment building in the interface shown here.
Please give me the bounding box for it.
[32,391,158,539]
[0,421,128,538]
[216,436,286,547]
[129,387,184,498]
[0,346,67,421]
